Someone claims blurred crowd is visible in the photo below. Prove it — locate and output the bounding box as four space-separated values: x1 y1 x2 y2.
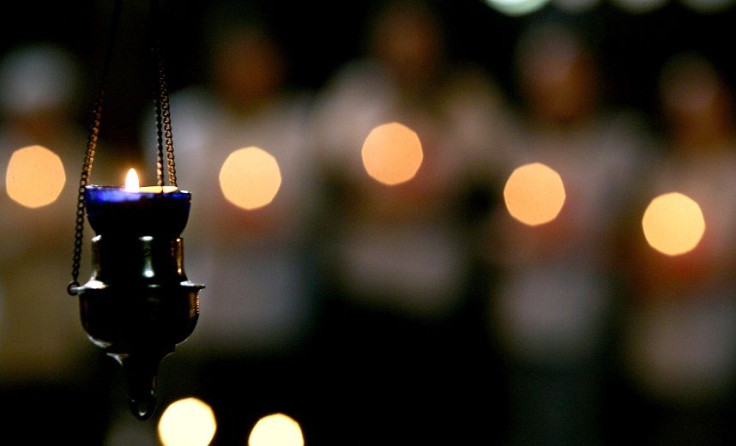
2 0 736 444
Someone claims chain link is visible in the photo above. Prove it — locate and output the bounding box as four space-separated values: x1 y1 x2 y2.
161 66 177 187
67 0 122 295
152 0 177 188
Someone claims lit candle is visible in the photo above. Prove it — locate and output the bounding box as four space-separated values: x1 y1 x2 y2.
125 167 179 193
84 168 191 237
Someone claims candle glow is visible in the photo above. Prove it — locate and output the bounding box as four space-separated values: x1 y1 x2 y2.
125 167 139 192
124 168 178 193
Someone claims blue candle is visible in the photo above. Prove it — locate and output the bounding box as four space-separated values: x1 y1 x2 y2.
84 185 192 237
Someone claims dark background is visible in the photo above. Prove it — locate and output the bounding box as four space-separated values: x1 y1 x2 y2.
3 0 736 155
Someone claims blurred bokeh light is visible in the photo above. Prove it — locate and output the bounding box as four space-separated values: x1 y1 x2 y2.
503 162 566 226
157 397 217 446
642 191 706 256
248 413 304 446
5 144 66 208
361 122 423 186
218 146 282 210
483 0 552 16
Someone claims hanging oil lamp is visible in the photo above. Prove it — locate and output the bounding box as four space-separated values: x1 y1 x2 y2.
67 0 204 420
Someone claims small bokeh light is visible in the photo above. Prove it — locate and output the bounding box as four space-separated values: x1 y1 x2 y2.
219 146 282 210
642 191 706 256
503 162 566 226
361 122 423 186
248 412 304 446
484 0 551 16
157 397 217 446
5 144 66 208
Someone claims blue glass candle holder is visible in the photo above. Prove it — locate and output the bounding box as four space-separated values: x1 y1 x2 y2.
71 184 204 420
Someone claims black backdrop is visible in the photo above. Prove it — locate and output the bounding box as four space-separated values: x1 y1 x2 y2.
3 0 735 154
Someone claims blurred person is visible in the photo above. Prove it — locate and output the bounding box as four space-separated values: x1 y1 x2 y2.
308 0 514 443
618 52 736 446
482 18 653 445
0 41 120 443
138 6 320 444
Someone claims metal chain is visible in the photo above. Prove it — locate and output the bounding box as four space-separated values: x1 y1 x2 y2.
66 98 102 296
151 0 177 188
154 55 165 187
68 0 178 294
67 0 122 296
160 59 177 187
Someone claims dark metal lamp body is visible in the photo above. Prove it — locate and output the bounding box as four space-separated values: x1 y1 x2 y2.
71 185 204 419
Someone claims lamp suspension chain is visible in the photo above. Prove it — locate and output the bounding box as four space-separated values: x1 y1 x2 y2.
67 0 123 296
151 0 177 188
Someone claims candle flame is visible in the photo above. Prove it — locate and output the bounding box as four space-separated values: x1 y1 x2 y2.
125 168 140 192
